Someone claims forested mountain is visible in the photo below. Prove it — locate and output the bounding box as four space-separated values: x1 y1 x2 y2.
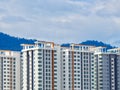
61 40 115 49
0 32 35 51
81 40 115 49
0 32 115 51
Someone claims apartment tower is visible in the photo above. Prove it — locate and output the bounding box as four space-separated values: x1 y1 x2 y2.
21 41 120 90
21 41 95 90
21 41 62 90
0 50 20 90
93 47 120 90
61 44 94 90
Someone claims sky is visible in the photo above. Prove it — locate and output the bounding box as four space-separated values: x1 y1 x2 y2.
0 0 120 45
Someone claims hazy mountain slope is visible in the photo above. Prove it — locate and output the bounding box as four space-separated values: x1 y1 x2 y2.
0 32 115 51
61 40 115 49
81 40 115 49
0 32 35 51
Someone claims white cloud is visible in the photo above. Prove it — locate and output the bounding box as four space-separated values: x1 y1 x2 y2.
0 0 120 44
0 22 12 29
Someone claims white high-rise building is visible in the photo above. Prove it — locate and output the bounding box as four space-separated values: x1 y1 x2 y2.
21 41 62 90
61 44 94 90
21 41 120 90
0 50 20 90
21 41 95 90
92 47 120 90
107 48 120 90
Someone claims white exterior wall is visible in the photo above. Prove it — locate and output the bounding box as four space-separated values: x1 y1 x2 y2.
91 53 96 90
61 49 70 90
21 42 62 90
34 49 39 90
74 50 81 90
20 42 120 90
13 51 20 90
94 52 119 90
0 50 20 90
21 51 27 90
61 45 94 90
54 46 62 90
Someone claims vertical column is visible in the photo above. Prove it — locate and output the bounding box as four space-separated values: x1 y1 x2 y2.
109 55 112 90
27 51 29 90
43 50 45 90
1 57 3 90
81 52 83 90
52 43 54 90
114 55 117 90
89 53 91 90
96 55 99 90
31 51 34 90
10 58 12 90
72 50 74 90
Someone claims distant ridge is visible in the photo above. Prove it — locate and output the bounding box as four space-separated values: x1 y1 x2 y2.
0 32 35 51
61 40 115 49
81 40 115 49
0 32 115 51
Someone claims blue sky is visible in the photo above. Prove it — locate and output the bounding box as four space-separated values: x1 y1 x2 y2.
0 0 120 45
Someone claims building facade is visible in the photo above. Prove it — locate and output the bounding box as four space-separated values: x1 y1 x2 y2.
21 41 62 90
21 41 95 90
61 44 94 90
21 41 120 90
93 47 120 90
0 50 20 90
